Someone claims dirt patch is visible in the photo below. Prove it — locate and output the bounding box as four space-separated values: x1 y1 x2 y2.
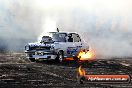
0 53 132 87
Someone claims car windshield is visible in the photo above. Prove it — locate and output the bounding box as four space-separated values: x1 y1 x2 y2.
49 32 67 42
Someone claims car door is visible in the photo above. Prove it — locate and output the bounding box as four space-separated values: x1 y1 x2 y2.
64 33 82 57
71 33 82 55
62 33 75 57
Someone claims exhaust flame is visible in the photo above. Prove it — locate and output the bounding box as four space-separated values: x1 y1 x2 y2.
78 66 85 76
77 49 95 61
65 58 74 61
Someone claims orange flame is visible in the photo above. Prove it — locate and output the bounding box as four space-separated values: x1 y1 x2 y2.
65 58 74 61
77 49 95 61
78 66 86 76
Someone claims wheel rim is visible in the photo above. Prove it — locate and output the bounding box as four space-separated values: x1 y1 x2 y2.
59 54 63 62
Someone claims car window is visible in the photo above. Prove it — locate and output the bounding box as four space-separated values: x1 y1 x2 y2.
67 34 73 42
72 33 81 42
52 33 67 42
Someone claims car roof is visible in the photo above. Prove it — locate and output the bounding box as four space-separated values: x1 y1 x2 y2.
48 32 78 35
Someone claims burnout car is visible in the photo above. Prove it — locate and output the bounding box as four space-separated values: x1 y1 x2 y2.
25 29 89 62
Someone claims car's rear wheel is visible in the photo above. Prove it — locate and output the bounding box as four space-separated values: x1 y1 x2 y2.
73 56 80 62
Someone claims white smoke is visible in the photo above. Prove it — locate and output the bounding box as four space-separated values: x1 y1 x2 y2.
0 0 132 58
38 17 57 42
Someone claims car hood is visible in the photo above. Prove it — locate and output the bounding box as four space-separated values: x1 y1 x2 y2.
28 42 54 47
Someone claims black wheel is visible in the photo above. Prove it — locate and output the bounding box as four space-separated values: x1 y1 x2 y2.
56 51 64 63
73 56 80 62
29 58 35 62
27 54 35 62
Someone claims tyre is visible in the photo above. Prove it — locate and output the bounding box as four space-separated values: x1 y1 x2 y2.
29 58 35 62
73 56 80 62
56 51 64 63
27 54 35 62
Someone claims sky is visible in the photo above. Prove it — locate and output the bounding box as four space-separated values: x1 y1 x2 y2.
0 0 132 58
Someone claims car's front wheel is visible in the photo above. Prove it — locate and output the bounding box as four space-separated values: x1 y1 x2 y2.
56 51 64 63
27 54 35 62
29 58 35 62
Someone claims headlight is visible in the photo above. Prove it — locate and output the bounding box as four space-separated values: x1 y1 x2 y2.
50 46 54 50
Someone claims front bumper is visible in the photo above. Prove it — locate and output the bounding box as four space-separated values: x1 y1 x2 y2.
25 50 57 60
32 55 57 60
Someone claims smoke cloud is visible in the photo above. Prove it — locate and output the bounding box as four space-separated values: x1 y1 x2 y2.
0 0 132 58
